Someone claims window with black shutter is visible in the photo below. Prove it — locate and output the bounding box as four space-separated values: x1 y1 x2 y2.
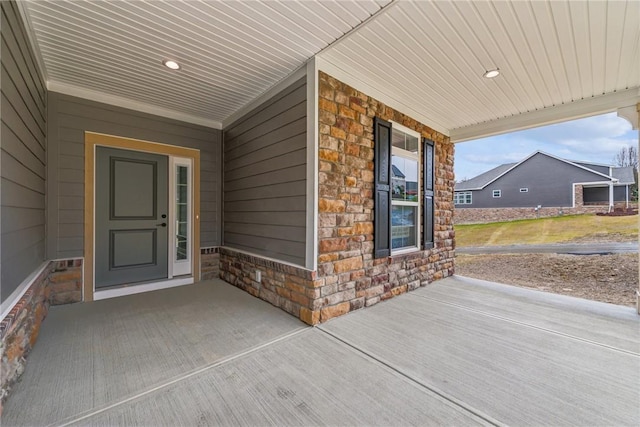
373 118 392 258
374 119 427 258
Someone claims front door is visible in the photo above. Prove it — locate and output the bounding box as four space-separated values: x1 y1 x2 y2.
95 147 169 288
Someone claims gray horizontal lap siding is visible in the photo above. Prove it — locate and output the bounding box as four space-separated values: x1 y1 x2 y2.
1 1 47 303
456 153 612 208
223 77 307 267
47 92 222 259
575 163 609 175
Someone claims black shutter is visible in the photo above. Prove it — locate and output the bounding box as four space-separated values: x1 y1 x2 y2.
423 138 434 249
374 118 392 258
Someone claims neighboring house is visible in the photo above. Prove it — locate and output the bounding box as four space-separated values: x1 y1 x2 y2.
0 0 638 408
454 151 636 210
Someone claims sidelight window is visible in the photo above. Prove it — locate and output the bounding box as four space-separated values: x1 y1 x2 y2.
171 158 192 276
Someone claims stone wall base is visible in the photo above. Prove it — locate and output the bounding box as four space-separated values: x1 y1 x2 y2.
219 248 321 325
201 247 220 281
0 258 82 411
219 246 455 326
49 260 83 305
454 206 610 224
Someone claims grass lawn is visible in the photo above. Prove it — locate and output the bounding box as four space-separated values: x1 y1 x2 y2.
455 214 639 247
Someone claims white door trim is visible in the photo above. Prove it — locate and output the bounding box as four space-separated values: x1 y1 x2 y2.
93 277 195 301
84 132 201 302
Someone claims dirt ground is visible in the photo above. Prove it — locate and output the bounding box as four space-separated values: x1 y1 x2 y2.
456 252 639 307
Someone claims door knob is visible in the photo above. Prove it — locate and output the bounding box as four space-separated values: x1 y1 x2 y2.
156 223 167 227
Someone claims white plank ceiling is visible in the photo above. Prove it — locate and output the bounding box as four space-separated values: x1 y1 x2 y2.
318 0 640 140
21 0 390 128
20 0 640 138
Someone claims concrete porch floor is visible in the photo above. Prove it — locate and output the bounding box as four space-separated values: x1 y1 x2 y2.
2 276 639 426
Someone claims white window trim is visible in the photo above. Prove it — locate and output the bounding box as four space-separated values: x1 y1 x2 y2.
455 191 472 205
390 121 420 254
493 190 502 198
170 157 193 277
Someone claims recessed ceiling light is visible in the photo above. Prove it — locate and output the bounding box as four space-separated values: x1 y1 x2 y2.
162 59 181 70
483 69 500 79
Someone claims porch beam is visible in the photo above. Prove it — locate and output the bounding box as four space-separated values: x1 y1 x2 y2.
451 87 640 143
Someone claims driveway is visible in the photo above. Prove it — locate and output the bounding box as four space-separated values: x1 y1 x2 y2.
2 277 639 426
457 241 638 255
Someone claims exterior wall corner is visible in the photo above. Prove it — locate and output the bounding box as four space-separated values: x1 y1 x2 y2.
313 71 455 322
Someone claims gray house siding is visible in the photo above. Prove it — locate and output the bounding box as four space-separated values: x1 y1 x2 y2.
223 77 307 267
576 162 609 175
459 153 609 208
1 1 47 303
47 92 223 259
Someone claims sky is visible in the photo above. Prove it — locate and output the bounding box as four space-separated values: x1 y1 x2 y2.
454 113 639 182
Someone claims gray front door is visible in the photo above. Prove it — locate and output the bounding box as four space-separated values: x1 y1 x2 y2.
95 147 168 288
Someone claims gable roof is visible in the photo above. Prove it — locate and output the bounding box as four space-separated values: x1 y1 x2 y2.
391 165 405 179
612 167 636 184
455 151 621 191
455 163 516 191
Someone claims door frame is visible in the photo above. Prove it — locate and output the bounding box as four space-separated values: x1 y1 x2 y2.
84 132 201 302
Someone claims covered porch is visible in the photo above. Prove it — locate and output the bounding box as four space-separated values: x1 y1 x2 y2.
1 0 639 415
3 277 638 426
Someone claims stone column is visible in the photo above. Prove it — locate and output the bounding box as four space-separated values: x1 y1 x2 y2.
573 184 584 208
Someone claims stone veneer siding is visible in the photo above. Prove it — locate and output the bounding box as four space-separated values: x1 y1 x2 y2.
219 248 322 324
454 206 610 224
0 259 82 411
314 72 455 321
201 247 220 281
219 72 456 325
574 183 584 207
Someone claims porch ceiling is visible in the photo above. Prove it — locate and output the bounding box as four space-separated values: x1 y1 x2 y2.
20 0 640 138
20 0 391 128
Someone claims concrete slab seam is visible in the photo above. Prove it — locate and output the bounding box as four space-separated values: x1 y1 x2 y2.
316 326 505 427
51 326 311 427
411 293 640 357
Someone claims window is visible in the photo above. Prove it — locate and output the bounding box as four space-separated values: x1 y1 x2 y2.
171 157 192 277
493 190 502 198
391 124 420 252
374 118 433 258
454 192 472 205
520 188 529 193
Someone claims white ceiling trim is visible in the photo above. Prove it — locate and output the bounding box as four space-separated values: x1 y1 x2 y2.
450 87 640 143
617 105 639 130
47 81 222 129
316 56 451 137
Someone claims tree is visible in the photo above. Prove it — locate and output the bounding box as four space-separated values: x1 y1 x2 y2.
613 145 638 202
613 145 638 168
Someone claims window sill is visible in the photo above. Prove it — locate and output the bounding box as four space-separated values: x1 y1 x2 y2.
391 247 420 256
388 247 423 263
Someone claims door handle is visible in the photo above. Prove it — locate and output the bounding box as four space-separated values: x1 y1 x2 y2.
156 223 167 227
